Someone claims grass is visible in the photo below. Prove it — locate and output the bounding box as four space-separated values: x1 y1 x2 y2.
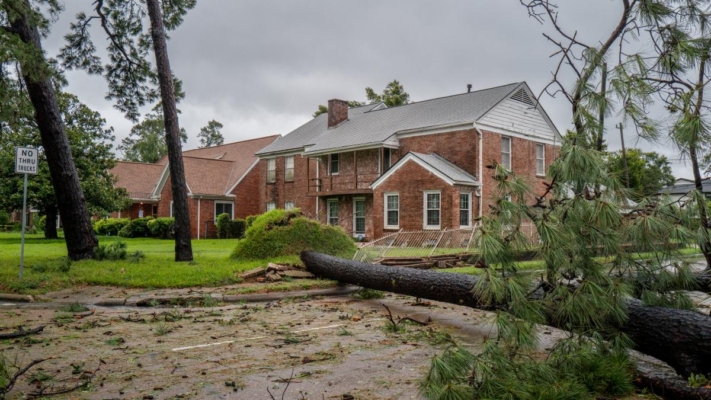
0 233 300 295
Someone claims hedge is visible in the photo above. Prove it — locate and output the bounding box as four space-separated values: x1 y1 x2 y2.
118 217 154 238
94 218 130 236
148 217 175 239
216 213 246 239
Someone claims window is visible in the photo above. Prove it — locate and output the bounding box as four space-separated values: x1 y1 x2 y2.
536 144 545 176
353 198 366 234
501 137 511 170
327 199 339 226
460 193 471 227
384 193 399 229
330 153 339 175
285 201 295 210
170 201 174 217
285 156 294 182
424 191 441 229
383 148 392 171
215 201 234 219
266 201 276 212
267 159 276 183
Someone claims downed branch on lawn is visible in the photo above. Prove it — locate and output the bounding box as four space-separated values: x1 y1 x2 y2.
301 251 711 380
0 325 45 340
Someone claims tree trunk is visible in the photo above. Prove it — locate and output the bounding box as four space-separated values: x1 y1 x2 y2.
9 2 97 260
146 0 193 262
44 204 58 239
301 251 711 378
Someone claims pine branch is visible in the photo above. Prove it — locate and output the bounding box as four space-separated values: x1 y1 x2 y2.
0 25 19 34
92 0 140 69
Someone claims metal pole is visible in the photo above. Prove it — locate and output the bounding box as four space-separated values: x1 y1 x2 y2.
19 173 28 279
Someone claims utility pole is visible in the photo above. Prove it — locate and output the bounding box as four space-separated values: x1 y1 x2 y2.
617 123 630 188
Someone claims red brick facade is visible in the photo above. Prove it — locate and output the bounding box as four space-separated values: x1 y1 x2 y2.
261 128 558 241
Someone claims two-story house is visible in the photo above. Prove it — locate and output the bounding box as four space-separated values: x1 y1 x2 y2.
255 82 561 240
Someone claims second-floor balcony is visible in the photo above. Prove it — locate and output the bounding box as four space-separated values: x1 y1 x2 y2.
307 172 379 196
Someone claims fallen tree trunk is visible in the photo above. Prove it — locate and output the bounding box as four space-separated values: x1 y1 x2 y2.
302 251 711 379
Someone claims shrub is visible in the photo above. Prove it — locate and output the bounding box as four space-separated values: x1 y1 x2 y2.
0 210 9 225
148 217 175 239
245 215 257 228
36 215 46 232
230 218 246 239
231 209 356 260
93 241 128 260
94 218 130 236
118 217 154 238
216 213 231 239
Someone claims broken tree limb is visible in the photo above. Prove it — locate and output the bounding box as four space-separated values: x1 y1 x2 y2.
0 325 45 339
301 251 711 379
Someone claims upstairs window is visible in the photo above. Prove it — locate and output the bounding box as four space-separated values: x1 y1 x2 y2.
330 154 340 175
266 201 276 212
285 201 295 210
501 137 511 170
536 144 545 176
267 159 276 183
424 191 441 229
285 156 294 182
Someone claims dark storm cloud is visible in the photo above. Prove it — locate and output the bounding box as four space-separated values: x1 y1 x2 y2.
44 1 690 177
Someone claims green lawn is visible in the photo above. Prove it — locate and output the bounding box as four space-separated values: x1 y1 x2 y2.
0 233 300 295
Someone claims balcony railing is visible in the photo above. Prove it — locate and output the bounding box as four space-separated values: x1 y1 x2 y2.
308 173 380 196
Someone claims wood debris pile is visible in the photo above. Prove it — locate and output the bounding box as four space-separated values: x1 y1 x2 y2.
238 263 316 282
375 253 472 269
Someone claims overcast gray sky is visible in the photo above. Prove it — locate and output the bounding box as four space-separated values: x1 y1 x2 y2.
43 0 693 178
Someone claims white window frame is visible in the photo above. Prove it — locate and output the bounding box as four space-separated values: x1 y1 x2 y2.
169 200 174 217
284 201 295 210
267 158 276 183
329 153 340 175
327 199 339 226
459 192 472 228
285 156 294 182
501 136 511 170
353 197 366 235
423 190 441 230
214 201 234 220
384 192 399 229
266 201 276 212
535 143 545 176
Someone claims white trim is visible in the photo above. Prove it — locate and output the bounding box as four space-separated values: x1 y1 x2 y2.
459 192 472 228
396 122 475 138
305 141 398 157
384 192 399 230
352 197 366 236
535 143 546 176
197 197 201 240
327 198 339 226
152 164 171 197
214 200 234 220
225 159 260 195
169 200 174 218
257 148 302 159
476 123 559 146
371 153 481 190
423 190 441 230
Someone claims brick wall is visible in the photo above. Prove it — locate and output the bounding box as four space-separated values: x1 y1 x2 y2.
231 164 263 219
262 156 318 218
317 195 374 240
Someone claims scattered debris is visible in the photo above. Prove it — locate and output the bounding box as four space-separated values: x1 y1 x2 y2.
375 253 471 269
0 325 45 340
240 263 315 282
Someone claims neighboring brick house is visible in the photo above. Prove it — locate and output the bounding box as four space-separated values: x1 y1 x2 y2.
109 161 165 219
110 135 280 238
255 82 561 240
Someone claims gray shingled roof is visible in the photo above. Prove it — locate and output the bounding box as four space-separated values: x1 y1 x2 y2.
659 179 711 195
256 82 522 156
410 152 480 185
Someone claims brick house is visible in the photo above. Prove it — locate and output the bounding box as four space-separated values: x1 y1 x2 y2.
255 82 561 240
110 135 279 238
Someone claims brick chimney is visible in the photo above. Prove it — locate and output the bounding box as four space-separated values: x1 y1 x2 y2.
327 99 348 128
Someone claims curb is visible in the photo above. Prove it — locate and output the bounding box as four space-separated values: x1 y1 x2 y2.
0 293 34 303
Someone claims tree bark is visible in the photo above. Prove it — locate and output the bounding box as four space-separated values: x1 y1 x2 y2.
146 0 193 261
44 204 58 239
8 1 97 260
302 251 711 378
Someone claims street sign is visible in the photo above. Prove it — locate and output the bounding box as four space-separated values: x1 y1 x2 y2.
15 146 38 279
15 147 38 175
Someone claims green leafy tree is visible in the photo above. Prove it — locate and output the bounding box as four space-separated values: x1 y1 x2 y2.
197 119 224 148
605 149 675 200
1 0 99 259
365 80 410 106
60 0 197 261
0 90 130 238
119 113 188 163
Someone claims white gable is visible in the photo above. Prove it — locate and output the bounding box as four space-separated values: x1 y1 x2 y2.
477 86 560 144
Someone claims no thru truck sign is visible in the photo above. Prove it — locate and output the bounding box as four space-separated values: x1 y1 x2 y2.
15 147 38 175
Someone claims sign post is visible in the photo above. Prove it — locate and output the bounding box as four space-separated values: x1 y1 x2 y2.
15 147 38 279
